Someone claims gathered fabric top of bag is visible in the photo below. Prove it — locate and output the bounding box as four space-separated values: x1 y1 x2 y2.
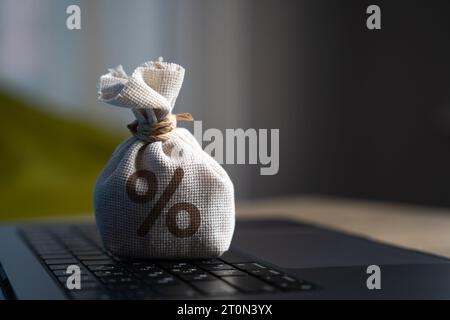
98 57 193 143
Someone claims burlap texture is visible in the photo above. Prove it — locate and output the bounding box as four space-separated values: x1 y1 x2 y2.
94 59 235 259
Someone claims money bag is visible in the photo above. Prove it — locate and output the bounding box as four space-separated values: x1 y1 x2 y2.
94 58 235 259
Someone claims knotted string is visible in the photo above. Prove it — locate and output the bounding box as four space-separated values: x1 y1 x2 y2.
127 108 193 143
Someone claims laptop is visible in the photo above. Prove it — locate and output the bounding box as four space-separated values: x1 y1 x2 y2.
0 218 449 300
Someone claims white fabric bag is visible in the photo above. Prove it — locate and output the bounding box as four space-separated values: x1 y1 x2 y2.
94 59 235 259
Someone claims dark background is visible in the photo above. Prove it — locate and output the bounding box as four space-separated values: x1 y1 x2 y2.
249 0 450 207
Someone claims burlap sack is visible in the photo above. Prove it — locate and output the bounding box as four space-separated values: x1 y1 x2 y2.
94 58 235 259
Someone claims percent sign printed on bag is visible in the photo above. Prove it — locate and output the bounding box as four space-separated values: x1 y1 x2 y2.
126 167 201 238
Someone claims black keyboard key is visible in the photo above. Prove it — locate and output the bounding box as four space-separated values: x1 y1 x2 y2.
180 273 216 282
106 283 143 292
249 269 281 277
44 259 78 265
143 276 180 286
33 245 56 251
234 262 267 271
135 270 170 279
101 277 136 285
94 270 126 278
127 265 159 273
160 261 204 274
63 242 90 248
282 275 299 282
82 260 115 266
57 236 87 242
65 245 92 251
35 245 65 251
82 282 104 290
222 276 276 293
72 250 104 256
41 254 74 260
53 269 87 276
170 266 203 275
37 250 69 255
191 280 237 296
77 255 111 261
152 283 198 297
158 262 194 269
276 275 316 291
58 275 93 283
120 261 155 267
212 269 247 277
112 256 138 262
276 280 302 291
49 264 81 271
198 263 235 271
262 274 306 291
259 275 279 283
298 283 315 291
219 251 252 263
32 239 58 244
88 265 122 271
194 259 223 265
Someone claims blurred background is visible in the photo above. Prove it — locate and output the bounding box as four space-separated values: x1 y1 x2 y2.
1 0 450 220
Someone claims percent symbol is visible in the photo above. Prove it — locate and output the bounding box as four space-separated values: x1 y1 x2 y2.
126 167 201 238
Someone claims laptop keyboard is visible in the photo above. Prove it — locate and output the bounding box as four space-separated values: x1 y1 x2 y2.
20 224 317 299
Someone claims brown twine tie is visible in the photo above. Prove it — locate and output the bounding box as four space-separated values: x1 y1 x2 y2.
127 112 193 143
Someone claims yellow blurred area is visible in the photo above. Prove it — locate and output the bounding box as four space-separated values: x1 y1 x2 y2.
0 90 124 221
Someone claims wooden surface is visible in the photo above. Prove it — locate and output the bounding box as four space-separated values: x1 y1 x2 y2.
236 196 450 259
